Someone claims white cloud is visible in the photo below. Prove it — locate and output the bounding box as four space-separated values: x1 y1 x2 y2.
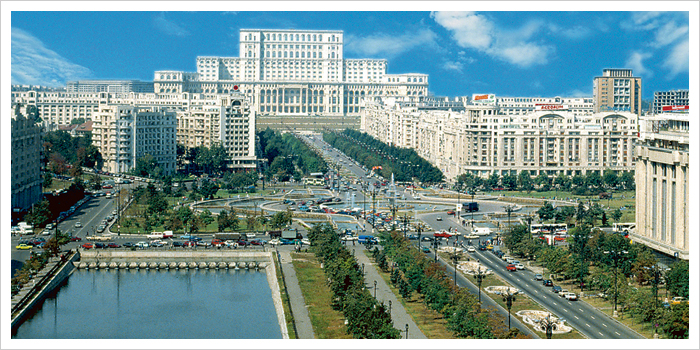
625 51 653 77
345 28 437 58
652 21 688 48
153 12 190 37
548 24 593 40
11 27 92 87
662 39 689 78
442 61 464 73
431 11 553 68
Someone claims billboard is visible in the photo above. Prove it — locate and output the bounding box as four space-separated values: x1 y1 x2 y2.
472 94 496 105
535 104 569 111
662 105 689 112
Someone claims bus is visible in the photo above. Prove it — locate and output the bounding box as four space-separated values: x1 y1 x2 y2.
530 223 568 235
612 223 636 234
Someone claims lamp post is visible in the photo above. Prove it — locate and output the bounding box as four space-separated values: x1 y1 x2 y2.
374 280 377 298
603 250 628 317
405 324 409 339
474 267 486 311
417 224 422 249
540 313 556 339
504 204 514 229
502 288 517 330
450 251 461 288
470 186 475 234
643 264 661 311
388 300 392 315
433 237 438 263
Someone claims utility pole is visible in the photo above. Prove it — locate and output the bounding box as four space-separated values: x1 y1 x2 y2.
502 288 517 330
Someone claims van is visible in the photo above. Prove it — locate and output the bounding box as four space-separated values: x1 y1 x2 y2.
358 235 376 244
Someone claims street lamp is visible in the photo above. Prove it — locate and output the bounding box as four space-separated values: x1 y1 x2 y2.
643 264 662 311
539 313 556 339
433 237 439 263
502 288 517 330
474 267 486 310
450 251 461 288
470 186 475 234
503 204 514 229
603 250 628 317
374 280 377 298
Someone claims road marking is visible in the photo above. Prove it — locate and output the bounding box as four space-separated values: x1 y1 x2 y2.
535 290 538 294
574 315 579 319
579 308 584 312
615 332 620 336
553 302 557 305
591 316 595 320
599 332 604 336
586 323 590 327
603 323 607 328
562 308 567 313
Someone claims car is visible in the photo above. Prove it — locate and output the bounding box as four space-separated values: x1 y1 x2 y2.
211 239 225 247
564 292 578 301
670 297 688 305
486 244 494 250
436 216 442 221
246 233 256 238
180 234 202 241
280 238 294 245
94 243 108 249
123 242 135 248
422 236 434 242
268 239 282 246
506 264 517 272
81 243 94 249
543 279 553 286
135 241 149 249
515 263 525 270
467 246 476 252
150 240 165 247
301 238 311 246
16 243 33 250
196 241 210 247
407 234 419 240
447 210 455 215
70 236 82 242
558 289 570 297
552 286 562 293
421 246 431 253
96 225 105 233
75 222 82 228
534 274 543 281
251 239 267 246
41 229 51 236
183 241 196 247
434 231 452 238
172 241 184 247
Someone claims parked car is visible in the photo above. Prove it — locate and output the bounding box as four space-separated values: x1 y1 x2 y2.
150 240 165 247
180 234 202 241
250 239 267 246
123 242 135 248
670 297 688 305
543 279 553 286
94 243 108 249
558 289 570 297
81 243 94 249
506 264 517 272
183 241 196 247
534 274 543 281
421 246 431 253
16 243 33 250
552 286 562 293
107 243 121 248
135 241 149 249
70 236 82 242
268 239 281 246
515 263 525 270
172 241 184 247
564 292 578 301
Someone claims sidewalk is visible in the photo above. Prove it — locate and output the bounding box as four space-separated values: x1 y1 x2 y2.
278 250 316 339
350 245 427 339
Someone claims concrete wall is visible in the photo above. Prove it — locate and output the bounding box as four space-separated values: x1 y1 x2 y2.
76 250 272 264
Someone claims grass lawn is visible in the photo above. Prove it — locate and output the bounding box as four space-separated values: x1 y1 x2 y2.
291 252 351 339
43 178 73 192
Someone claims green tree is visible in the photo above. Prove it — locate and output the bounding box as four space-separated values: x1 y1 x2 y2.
585 171 603 191
666 260 689 298
486 172 500 189
619 171 635 190
198 180 218 199
517 171 533 192
134 154 158 177
611 208 623 222
603 169 619 189
42 173 53 189
661 304 689 339
554 206 576 224
534 173 551 192
501 173 517 191
536 201 556 222
200 209 214 227
27 199 51 227
553 172 571 191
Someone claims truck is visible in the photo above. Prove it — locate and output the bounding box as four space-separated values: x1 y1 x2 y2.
472 227 492 236
214 233 244 241
358 235 377 244
461 202 479 212
147 232 165 239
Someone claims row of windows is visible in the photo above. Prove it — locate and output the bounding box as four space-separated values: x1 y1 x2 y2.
260 32 338 42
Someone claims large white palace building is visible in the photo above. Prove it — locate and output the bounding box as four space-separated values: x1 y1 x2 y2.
153 29 428 131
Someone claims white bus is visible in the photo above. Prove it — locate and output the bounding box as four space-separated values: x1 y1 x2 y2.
612 223 636 234
530 223 568 235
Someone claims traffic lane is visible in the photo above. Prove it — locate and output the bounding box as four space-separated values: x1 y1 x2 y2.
469 248 642 339
67 197 115 238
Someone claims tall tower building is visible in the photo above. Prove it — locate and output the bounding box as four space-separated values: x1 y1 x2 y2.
593 69 642 115
652 89 689 115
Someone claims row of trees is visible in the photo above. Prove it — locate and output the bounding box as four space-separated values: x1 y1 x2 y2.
323 129 444 183
502 222 689 338
457 169 635 194
381 231 525 338
308 224 400 338
536 201 622 227
43 130 103 177
258 128 328 182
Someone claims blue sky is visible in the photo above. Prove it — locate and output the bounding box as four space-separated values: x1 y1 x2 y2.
8 5 693 100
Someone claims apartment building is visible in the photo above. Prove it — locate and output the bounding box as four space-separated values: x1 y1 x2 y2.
152 29 429 131
362 98 638 182
652 89 689 115
633 114 689 260
11 105 44 211
92 105 177 175
66 80 154 94
593 68 643 115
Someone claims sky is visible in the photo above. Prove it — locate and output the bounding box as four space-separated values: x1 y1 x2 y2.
7 3 695 100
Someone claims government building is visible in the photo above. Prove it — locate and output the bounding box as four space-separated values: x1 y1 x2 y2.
633 114 689 260
153 29 429 131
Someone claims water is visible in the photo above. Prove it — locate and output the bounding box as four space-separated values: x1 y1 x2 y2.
13 268 282 339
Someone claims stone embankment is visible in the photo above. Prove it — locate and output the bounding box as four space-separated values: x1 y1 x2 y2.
75 250 273 270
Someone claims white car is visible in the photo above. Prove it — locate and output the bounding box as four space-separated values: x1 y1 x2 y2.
75 222 82 228
565 292 578 301
135 241 149 249
515 263 525 270
246 233 256 238
41 229 51 236
558 289 570 297
268 239 282 246
467 246 476 252
436 216 442 221
301 238 311 246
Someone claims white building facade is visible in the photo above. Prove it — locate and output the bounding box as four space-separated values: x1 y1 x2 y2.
633 114 689 260
11 105 44 211
92 105 177 175
362 97 638 182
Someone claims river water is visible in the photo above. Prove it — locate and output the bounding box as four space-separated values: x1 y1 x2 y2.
12 268 283 339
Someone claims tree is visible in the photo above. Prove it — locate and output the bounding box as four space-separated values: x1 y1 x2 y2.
42 173 53 189
198 180 218 199
553 172 571 191
619 171 635 190
70 117 86 125
554 206 576 224
666 260 689 298
486 172 500 189
603 169 619 189
501 173 517 191
661 304 689 339
200 209 214 227
585 171 603 191
611 208 623 222
534 173 551 192
134 154 158 177
536 201 556 222
517 171 533 192
26 199 51 227
217 209 231 231
48 152 68 175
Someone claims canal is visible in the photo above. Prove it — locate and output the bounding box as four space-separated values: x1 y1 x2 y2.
13 268 283 339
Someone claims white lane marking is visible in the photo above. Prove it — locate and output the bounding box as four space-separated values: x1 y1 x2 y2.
553 302 557 305
591 316 595 320
579 308 584 312
615 332 620 336
599 332 604 336
574 315 579 319
586 323 591 327
535 290 539 294
563 308 568 313
602 324 608 328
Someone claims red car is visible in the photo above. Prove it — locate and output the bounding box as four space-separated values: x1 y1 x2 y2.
81 243 94 249
183 241 196 247
434 232 452 238
211 239 225 247
447 210 455 215
108 243 121 248
506 264 517 272
70 236 82 242
102 184 113 189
